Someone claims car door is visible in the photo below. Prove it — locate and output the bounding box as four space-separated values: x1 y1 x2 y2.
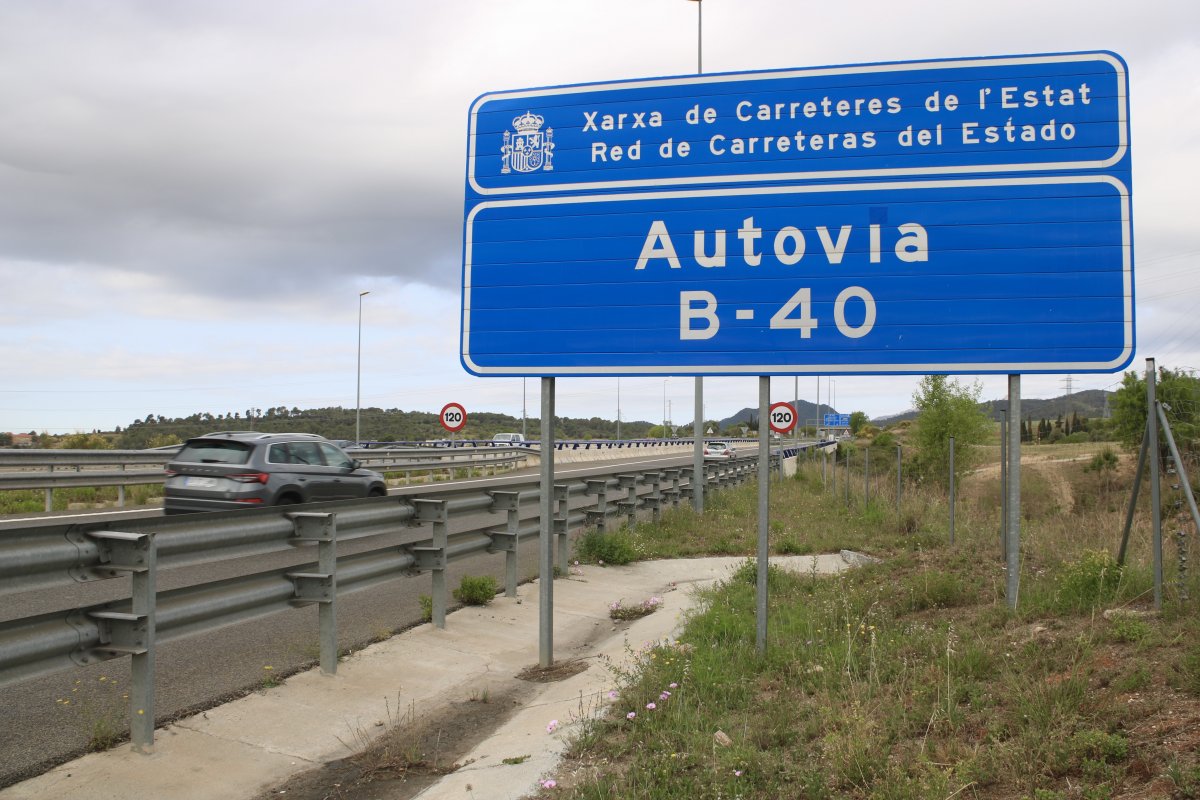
276 441 339 502
318 442 366 499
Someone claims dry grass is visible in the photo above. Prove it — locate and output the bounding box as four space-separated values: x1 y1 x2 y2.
540 442 1200 800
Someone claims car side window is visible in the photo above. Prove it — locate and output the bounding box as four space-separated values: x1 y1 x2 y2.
318 443 354 469
282 442 323 466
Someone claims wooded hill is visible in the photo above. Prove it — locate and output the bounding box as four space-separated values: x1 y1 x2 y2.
111 406 657 450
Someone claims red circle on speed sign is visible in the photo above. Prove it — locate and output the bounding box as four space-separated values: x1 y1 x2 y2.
768 402 797 434
439 402 468 433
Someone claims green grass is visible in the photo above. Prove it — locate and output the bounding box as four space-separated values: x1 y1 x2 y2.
0 484 163 514
534 457 1200 799
452 575 498 606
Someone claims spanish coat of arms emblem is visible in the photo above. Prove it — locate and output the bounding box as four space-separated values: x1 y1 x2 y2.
501 111 555 174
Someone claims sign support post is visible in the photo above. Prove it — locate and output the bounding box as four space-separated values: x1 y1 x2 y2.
539 377 555 667
693 377 704 513
1005 375 1022 609
756 376 770 654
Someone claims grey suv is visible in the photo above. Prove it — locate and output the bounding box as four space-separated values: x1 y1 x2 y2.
163 432 387 514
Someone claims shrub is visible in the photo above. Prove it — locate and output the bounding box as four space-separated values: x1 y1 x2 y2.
575 529 637 565
452 575 498 606
1056 550 1123 613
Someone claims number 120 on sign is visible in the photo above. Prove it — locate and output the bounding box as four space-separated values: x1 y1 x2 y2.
768 402 797 435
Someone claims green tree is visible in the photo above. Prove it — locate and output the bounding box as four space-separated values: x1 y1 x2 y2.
910 375 991 487
1111 367 1200 454
849 411 869 434
56 432 113 450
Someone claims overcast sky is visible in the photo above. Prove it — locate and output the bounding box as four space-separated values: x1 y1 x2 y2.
1 0 1197 435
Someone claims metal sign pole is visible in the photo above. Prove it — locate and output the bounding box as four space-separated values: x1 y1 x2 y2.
1005 375 1021 609
756 376 770 655
694 376 704 512
539 377 556 667
1000 412 1008 560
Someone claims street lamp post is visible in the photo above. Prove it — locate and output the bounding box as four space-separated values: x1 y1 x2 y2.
356 291 370 445
663 379 668 438
617 377 622 440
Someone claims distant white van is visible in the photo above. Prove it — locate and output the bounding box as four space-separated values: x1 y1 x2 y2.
492 433 526 445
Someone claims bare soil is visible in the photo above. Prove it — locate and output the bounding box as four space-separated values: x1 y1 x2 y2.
252 660 590 800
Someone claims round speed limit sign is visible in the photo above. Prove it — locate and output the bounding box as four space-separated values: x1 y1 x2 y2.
768 402 797 435
439 402 468 433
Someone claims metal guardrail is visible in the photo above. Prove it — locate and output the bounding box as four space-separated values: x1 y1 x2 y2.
0 446 529 511
0 454 774 751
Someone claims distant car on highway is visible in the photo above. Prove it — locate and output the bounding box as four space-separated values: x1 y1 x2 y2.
703 441 736 460
491 433 527 445
163 431 387 514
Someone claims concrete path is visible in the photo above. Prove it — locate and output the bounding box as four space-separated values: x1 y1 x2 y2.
0 555 850 800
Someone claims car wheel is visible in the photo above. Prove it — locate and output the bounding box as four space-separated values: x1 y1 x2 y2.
368 487 386 498
275 493 302 506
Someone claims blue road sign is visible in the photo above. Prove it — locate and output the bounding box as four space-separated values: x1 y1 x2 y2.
824 413 851 428
462 52 1132 377
467 52 1127 195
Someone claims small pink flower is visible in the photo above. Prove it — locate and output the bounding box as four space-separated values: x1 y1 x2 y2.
660 691 671 700
734 769 743 777
669 682 678 689
626 711 636 720
646 702 656 710
546 719 559 734
607 690 617 699
610 601 621 610
540 778 557 789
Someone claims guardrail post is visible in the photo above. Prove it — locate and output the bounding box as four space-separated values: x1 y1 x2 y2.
412 500 449 628
645 472 662 522
84 530 157 753
487 491 521 597
662 469 681 508
617 474 639 529
45 464 53 512
554 483 571 575
585 479 609 532
679 467 694 504
287 513 338 675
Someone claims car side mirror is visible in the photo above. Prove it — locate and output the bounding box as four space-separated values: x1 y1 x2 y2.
351 459 362 470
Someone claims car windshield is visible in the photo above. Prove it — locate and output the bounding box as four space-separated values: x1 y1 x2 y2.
175 440 253 465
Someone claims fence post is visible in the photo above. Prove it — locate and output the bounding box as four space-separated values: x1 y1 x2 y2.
864 447 870 505
1148 359 1163 609
896 445 902 523
949 436 956 545
845 448 850 507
